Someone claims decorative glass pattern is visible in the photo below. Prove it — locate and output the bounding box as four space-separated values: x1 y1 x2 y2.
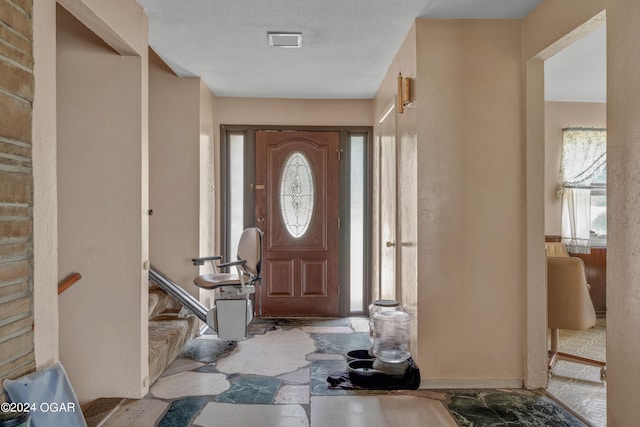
279 152 314 238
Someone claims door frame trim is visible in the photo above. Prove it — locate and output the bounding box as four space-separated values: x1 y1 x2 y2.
220 124 373 316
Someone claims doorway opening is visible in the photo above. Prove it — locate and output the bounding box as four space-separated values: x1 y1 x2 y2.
525 10 606 422
221 126 372 317
543 22 607 426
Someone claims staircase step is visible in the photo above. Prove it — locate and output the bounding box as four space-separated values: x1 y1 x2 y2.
82 397 125 427
149 286 179 320
149 313 198 385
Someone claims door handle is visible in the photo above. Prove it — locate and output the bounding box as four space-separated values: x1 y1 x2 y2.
257 216 265 223
386 241 396 247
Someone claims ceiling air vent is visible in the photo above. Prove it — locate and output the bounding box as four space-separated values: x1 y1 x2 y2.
268 32 302 48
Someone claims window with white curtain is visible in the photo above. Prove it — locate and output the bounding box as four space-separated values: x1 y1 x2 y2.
559 128 607 253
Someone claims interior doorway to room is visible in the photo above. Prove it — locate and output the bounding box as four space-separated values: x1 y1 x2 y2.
222 126 371 317
542 22 607 427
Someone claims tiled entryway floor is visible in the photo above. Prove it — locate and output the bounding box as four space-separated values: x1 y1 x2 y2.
98 318 588 427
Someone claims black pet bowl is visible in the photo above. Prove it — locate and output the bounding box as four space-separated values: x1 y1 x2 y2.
347 359 391 387
346 349 375 363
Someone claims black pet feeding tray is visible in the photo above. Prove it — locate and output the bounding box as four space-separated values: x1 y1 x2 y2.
327 349 421 390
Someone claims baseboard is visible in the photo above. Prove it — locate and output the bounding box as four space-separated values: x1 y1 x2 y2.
420 379 524 389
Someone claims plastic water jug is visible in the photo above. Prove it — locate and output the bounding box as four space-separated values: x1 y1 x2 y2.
368 299 400 343
373 309 411 363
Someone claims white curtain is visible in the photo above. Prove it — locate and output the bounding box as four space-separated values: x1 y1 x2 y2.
561 187 592 254
559 128 607 254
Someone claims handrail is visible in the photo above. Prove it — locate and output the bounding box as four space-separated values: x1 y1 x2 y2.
149 265 208 323
58 272 82 295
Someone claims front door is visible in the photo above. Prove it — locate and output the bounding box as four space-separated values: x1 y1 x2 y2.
255 131 340 316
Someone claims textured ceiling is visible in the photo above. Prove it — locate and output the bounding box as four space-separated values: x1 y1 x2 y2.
136 0 604 101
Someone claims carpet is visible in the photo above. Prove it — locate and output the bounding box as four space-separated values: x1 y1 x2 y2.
547 318 606 427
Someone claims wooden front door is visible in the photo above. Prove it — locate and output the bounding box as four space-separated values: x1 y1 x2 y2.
255 131 340 316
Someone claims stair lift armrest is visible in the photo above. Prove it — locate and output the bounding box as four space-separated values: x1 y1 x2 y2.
192 255 223 274
217 259 247 269
216 260 248 295
192 255 223 266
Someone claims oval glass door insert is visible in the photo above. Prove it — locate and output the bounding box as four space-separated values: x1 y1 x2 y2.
279 151 315 238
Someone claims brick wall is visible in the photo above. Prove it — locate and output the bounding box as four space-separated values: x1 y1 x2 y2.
0 0 35 388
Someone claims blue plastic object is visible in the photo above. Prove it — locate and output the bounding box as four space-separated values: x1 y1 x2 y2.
3 362 86 427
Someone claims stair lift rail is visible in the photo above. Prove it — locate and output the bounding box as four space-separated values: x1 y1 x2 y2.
149 264 209 324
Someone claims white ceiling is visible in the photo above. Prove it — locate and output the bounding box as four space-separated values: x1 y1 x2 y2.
544 25 606 103
136 0 605 101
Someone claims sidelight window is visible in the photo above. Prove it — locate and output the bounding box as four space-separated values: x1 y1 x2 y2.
228 133 245 255
349 134 366 312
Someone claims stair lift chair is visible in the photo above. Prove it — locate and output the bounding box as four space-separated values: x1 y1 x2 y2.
192 227 263 340
546 242 606 380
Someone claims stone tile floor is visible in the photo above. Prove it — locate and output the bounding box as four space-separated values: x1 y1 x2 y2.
99 317 590 427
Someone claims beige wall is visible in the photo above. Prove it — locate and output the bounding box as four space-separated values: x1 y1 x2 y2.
524 56 548 388
33 0 59 370
373 19 524 388
55 0 149 403
544 102 606 236
198 81 217 306
214 98 372 128
149 51 218 300
57 0 148 56
149 51 202 297
416 20 524 387
607 0 640 423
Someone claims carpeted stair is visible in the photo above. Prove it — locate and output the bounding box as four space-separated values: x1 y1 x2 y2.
148 284 199 385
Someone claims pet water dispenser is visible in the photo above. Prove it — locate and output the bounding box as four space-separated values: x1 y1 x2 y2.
372 309 411 363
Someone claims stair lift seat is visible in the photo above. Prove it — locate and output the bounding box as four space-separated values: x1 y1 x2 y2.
192 227 263 341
